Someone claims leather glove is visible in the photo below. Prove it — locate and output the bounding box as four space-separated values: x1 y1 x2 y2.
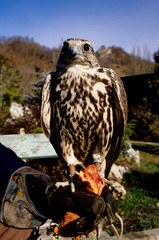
26 173 106 236
101 184 116 224
26 172 114 236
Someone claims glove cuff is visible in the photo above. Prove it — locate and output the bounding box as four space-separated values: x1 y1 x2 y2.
0 166 48 229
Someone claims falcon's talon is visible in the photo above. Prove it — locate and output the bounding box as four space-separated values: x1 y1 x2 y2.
55 179 75 193
70 181 75 193
68 177 76 193
55 181 69 188
98 171 104 179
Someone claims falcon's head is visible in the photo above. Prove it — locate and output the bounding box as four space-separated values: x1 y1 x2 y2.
57 38 100 70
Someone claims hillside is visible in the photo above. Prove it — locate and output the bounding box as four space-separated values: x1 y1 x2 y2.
0 36 60 93
0 36 153 94
96 45 153 76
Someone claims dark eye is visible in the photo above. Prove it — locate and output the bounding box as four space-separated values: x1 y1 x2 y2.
83 43 90 52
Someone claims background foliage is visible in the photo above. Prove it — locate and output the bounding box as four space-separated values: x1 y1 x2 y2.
0 53 22 120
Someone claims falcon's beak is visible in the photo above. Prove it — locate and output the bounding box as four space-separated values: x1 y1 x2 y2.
68 45 82 59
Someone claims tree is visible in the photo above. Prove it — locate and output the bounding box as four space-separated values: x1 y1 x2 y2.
0 54 23 119
151 49 159 113
154 49 159 76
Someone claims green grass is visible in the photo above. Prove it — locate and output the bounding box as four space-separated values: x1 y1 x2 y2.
140 151 159 165
104 151 159 235
116 187 159 233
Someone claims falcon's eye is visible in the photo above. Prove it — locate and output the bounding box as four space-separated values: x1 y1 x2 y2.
83 43 90 52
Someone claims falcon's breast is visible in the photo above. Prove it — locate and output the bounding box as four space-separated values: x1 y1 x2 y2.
51 66 113 165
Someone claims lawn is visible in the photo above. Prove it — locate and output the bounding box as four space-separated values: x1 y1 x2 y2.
104 151 159 235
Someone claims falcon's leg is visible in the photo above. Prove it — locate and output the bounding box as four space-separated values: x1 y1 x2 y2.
69 164 76 193
60 143 79 192
69 164 76 177
92 153 105 178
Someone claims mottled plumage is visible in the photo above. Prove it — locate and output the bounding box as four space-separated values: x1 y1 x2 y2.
41 38 127 178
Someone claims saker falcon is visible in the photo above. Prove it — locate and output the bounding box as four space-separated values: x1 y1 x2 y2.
41 38 127 180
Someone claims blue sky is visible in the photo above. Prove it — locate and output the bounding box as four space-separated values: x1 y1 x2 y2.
0 0 159 60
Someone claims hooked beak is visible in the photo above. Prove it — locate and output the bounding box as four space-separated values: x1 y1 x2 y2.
68 45 82 59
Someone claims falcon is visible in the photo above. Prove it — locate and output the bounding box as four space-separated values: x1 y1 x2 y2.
41 38 127 182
